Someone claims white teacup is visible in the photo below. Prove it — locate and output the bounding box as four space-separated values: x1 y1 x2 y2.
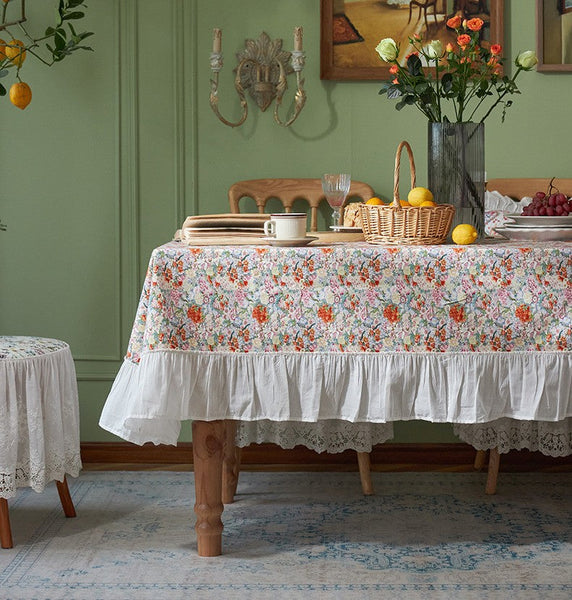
263 213 307 239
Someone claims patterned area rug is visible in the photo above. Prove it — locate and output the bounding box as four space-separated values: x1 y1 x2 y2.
1 471 571 600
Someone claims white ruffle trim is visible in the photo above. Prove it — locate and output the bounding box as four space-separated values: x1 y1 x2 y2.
99 350 572 446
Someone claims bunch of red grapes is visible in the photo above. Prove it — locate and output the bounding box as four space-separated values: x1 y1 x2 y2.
521 190 572 217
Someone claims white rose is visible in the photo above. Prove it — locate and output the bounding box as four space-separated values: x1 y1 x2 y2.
376 38 399 62
516 50 538 69
424 40 443 59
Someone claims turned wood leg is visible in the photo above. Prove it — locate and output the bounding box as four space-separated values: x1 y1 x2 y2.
474 449 487 471
222 421 241 504
485 447 500 495
357 452 374 496
56 476 77 518
192 420 225 557
0 498 13 549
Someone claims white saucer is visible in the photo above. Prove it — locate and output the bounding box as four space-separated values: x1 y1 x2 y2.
262 236 318 247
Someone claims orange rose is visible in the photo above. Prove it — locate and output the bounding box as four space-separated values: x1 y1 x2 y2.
392 78 399 84
446 43 454 53
389 64 399 74
447 15 462 29
491 44 502 56
466 18 484 31
457 34 471 48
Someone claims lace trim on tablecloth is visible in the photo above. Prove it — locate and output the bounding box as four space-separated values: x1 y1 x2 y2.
0 453 82 498
454 418 572 456
236 420 394 453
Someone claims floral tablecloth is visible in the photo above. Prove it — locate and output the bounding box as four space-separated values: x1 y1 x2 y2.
99 240 572 449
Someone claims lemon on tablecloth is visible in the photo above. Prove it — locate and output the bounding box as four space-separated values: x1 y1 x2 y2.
452 224 478 245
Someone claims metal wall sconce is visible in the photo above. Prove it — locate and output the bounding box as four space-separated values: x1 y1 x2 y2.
209 27 306 128
0 0 26 31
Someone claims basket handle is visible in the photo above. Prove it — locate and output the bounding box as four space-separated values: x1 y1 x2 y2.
392 140 416 209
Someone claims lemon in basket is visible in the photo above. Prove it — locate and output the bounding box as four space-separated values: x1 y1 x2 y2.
452 224 478 245
366 197 384 205
407 186 434 207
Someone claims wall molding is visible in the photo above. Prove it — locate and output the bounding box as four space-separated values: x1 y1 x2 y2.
80 442 572 471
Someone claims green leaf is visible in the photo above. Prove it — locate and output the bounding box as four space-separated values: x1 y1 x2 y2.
441 72 453 93
407 54 422 77
63 11 85 20
0 83 5 96
387 86 402 100
0 69 8 78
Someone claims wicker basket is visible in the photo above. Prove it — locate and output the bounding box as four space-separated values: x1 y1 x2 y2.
360 141 455 245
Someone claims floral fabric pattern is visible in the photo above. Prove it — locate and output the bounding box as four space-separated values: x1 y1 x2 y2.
126 241 572 363
0 336 69 360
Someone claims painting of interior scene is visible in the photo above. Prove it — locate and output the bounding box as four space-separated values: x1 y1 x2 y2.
332 0 493 69
542 0 572 65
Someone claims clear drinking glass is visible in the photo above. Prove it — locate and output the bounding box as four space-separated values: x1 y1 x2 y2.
322 173 351 227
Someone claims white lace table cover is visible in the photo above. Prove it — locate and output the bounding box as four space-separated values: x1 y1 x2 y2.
236 420 394 454
0 336 82 499
454 418 572 457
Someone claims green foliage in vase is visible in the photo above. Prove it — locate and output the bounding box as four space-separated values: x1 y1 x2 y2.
376 16 537 124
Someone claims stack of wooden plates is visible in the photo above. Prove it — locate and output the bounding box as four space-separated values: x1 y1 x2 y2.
494 213 572 241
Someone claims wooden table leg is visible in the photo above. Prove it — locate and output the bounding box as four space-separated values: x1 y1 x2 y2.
56 476 77 518
357 452 374 496
192 420 225 557
0 498 13 549
474 449 487 471
222 421 241 504
485 447 500 495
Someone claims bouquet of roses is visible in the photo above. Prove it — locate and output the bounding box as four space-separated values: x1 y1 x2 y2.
376 15 537 123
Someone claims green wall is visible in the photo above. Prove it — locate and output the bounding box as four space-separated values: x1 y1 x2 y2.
0 0 569 444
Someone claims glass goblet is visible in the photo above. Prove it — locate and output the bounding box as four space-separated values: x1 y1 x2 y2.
322 173 351 227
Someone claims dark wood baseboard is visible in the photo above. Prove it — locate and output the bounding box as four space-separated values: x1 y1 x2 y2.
80 442 572 472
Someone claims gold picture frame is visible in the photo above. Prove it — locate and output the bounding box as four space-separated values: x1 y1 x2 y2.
320 0 504 81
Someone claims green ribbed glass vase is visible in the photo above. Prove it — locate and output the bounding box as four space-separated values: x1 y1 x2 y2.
427 122 485 238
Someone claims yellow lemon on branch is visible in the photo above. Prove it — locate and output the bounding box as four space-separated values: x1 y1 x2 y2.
10 81 32 109
5 39 26 67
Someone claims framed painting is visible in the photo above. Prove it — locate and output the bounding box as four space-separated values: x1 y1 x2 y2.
320 0 504 81
537 0 572 71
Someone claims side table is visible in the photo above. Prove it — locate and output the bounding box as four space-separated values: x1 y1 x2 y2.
0 336 82 548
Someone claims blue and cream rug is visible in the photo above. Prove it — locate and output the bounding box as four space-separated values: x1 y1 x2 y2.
0 471 570 599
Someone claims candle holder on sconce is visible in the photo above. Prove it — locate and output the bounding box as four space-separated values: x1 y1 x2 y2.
209 28 306 128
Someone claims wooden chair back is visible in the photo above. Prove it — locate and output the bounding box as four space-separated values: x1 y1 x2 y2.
229 178 375 231
487 178 572 201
